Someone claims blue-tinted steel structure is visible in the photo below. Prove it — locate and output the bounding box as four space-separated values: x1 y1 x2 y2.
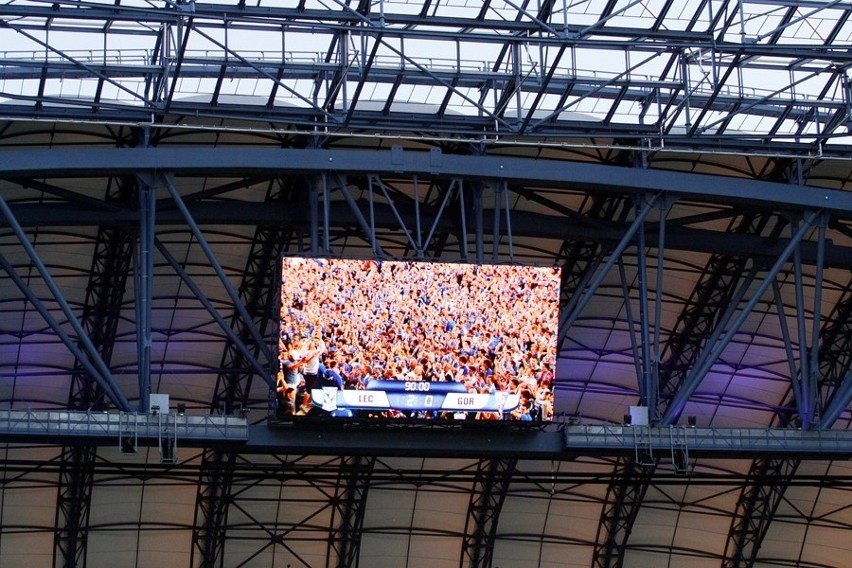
1 1 852 567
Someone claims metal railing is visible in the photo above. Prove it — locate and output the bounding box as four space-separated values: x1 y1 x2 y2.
565 424 852 456
0 408 248 442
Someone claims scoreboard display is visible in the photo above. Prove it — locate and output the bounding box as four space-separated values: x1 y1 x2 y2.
310 380 521 415
276 258 560 422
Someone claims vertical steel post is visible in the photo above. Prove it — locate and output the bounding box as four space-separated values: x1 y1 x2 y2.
414 175 423 258
772 279 804 417
137 182 155 413
651 198 667 419
310 176 320 257
323 173 331 255
618 259 644 390
474 184 484 265
459 181 469 261
368 176 378 257
809 212 826 425
792 216 811 411
503 181 514 261
492 182 502 263
636 196 654 413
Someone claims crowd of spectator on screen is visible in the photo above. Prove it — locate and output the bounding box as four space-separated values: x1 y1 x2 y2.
276 258 560 421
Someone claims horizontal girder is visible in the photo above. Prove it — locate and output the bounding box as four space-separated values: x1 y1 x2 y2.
3 411 852 460
1 147 849 215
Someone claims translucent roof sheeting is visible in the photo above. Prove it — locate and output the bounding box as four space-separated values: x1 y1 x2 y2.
0 0 851 153
1 1 852 567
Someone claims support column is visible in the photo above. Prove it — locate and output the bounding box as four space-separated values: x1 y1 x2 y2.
331 456 375 568
136 179 156 413
460 458 516 568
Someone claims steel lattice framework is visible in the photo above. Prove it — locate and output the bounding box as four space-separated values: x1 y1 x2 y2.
1 2 852 568
1 0 852 155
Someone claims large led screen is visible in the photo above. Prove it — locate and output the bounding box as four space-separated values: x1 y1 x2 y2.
275 258 561 422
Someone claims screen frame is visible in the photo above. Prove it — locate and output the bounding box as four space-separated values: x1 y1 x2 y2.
269 255 560 427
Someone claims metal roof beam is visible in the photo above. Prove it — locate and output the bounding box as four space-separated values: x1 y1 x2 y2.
820 371 852 429
0 254 131 411
162 174 275 369
0 195 132 411
1 148 848 214
155 239 273 389
4 201 852 270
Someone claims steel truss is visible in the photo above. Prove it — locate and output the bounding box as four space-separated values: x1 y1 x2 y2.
193 449 238 568
54 177 136 568
329 455 375 568
723 281 852 567
193 180 289 568
54 445 97 568
1 446 851 568
1 1 852 157
6 446 852 486
0 147 849 421
461 458 517 568
0 104 850 568
10 447 852 568
1 3 851 567
199 454 374 568
592 209 782 568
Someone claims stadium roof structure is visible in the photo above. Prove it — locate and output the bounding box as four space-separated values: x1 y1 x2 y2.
1 0 852 567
